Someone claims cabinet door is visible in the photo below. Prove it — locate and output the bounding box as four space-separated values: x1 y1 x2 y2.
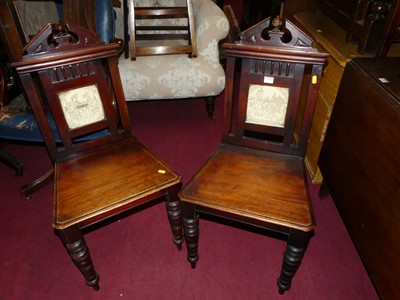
319 58 400 300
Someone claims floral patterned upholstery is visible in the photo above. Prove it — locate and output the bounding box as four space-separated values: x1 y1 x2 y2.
114 0 229 101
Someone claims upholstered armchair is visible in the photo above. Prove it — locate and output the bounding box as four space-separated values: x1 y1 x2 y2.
114 0 229 118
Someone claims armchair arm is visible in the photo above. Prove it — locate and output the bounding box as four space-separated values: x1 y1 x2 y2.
193 0 229 62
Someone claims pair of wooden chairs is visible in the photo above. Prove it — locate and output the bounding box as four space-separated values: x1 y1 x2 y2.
12 18 327 294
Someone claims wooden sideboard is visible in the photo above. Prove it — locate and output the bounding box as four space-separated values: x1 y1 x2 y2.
318 57 400 300
294 11 400 183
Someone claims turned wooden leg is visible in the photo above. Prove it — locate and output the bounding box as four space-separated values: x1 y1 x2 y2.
58 225 99 290
205 96 216 120
277 230 312 294
182 202 199 268
165 184 183 250
20 168 54 200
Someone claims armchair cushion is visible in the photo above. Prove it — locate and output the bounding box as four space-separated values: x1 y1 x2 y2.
0 94 61 142
114 0 229 100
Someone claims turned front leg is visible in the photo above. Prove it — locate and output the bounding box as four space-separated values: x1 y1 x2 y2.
58 225 99 290
182 202 199 268
278 229 312 294
165 185 184 250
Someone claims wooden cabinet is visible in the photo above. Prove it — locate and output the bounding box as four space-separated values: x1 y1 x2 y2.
317 0 400 55
294 11 400 183
318 57 400 300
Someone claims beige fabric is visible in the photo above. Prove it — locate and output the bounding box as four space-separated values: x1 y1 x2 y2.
115 0 229 100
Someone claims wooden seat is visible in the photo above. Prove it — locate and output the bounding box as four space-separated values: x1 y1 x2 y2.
12 22 183 290
125 0 197 60
181 144 313 229
54 139 180 230
179 16 329 294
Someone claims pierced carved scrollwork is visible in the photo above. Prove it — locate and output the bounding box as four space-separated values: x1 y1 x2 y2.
236 16 317 53
23 22 102 58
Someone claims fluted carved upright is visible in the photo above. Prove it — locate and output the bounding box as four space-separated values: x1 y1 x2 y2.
165 186 184 250
277 230 312 294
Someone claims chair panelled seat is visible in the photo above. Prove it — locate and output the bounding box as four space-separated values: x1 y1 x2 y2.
181 144 313 231
54 137 179 229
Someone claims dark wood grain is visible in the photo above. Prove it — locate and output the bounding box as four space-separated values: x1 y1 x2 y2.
319 57 400 300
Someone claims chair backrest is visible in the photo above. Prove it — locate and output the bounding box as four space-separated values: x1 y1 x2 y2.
12 22 132 163
124 0 197 60
222 17 329 157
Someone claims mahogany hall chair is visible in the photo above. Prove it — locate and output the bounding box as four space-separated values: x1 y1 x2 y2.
12 22 183 290
179 17 328 294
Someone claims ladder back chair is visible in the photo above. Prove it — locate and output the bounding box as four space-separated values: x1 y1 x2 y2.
179 16 329 294
125 0 197 60
12 22 183 290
